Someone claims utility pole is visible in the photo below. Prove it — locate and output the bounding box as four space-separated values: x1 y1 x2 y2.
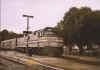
23 15 34 54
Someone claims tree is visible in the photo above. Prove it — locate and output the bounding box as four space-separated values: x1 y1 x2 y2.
1 29 9 41
57 7 92 55
81 11 100 46
0 29 23 41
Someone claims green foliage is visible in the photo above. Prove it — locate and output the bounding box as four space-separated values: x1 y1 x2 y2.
57 6 100 55
81 11 100 44
59 7 92 45
0 29 23 41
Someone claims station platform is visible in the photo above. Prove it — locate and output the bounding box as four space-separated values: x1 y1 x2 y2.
0 51 100 70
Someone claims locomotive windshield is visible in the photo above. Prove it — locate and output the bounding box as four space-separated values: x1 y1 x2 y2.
43 31 57 37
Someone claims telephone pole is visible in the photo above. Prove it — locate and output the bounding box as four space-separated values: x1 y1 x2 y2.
23 15 34 54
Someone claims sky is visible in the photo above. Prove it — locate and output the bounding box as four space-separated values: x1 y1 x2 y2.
1 0 100 33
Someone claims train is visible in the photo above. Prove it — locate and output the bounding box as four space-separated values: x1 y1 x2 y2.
1 28 64 56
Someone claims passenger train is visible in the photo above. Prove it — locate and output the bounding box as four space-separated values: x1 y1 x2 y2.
1 28 64 56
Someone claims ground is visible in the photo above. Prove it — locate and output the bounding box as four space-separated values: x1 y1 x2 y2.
0 51 100 70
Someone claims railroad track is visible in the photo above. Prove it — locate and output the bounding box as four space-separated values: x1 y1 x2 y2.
0 54 64 70
0 56 29 70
